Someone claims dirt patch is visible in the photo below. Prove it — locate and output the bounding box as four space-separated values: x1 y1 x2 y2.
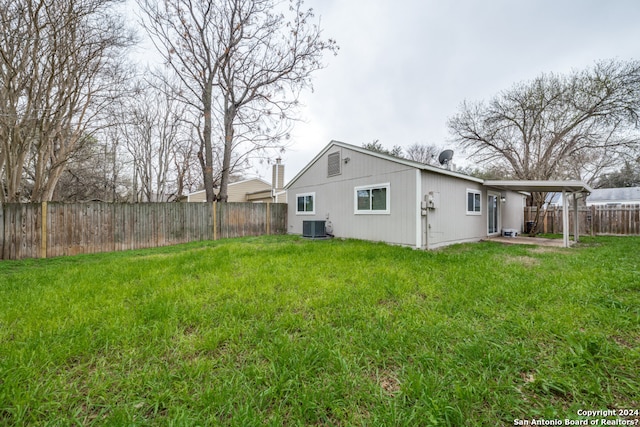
503 255 540 267
135 253 174 260
521 371 536 384
370 369 401 396
527 247 565 255
612 335 637 349
379 374 400 395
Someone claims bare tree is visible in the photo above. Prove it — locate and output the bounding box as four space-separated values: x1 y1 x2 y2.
0 0 134 202
448 59 640 231
456 164 513 180
172 126 202 199
362 140 403 157
405 143 441 165
213 0 337 201
137 0 222 202
51 134 127 202
118 79 198 202
595 158 640 188
138 0 337 202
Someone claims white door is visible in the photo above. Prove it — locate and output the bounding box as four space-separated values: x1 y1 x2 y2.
488 193 499 235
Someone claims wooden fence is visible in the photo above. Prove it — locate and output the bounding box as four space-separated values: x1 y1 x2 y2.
0 202 287 260
524 205 640 236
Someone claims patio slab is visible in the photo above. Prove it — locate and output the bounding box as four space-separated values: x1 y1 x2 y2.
485 236 569 247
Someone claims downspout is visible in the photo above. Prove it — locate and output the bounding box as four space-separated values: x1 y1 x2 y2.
424 199 429 250
415 169 422 249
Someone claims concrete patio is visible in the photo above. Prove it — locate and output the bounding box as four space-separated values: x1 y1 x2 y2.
486 235 569 247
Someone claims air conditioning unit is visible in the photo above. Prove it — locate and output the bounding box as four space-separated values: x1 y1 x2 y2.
303 220 326 238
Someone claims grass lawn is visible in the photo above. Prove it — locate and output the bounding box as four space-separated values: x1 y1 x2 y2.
0 235 638 426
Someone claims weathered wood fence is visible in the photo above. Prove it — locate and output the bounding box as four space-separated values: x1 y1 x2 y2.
524 205 640 236
0 202 287 260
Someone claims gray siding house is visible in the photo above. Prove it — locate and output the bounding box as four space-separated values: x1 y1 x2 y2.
285 141 525 249
586 187 640 206
186 159 287 203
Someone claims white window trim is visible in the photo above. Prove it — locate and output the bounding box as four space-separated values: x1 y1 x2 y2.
354 183 390 215
466 189 482 215
295 192 316 215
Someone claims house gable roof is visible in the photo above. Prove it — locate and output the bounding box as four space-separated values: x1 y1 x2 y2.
187 177 271 197
285 140 483 189
586 186 640 203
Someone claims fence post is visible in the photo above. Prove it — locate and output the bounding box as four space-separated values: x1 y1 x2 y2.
41 201 47 258
266 203 271 235
0 203 4 259
213 201 218 240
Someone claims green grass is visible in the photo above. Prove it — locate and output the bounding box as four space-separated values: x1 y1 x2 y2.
0 235 638 426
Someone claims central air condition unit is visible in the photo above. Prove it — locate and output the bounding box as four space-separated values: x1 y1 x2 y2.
303 220 326 238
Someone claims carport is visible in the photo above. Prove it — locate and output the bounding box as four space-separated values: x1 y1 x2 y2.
484 180 593 248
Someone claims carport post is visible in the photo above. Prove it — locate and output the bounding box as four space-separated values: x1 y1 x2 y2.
562 190 569 248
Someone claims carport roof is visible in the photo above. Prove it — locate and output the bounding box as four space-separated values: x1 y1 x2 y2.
483 180 592 248
483 180 592 194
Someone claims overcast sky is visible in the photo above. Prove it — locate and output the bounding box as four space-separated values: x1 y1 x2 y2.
249 0 640 183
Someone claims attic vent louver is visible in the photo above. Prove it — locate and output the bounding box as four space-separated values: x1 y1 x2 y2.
327 152 341 177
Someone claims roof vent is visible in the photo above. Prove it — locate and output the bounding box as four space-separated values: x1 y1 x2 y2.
327 152 341 177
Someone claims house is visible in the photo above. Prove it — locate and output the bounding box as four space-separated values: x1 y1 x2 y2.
544 192 563 208
187 159 287 203
285 140 528 249
543 186 640 207
585 187 640 206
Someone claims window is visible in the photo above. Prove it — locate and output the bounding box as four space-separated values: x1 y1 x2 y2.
354 183 390 214
466 189 481 215
327 152 341 177
296 192 315 215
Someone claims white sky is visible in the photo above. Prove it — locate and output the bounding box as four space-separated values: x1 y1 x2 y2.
129 0 640 184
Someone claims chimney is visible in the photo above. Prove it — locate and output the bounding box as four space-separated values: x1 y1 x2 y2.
272 157 284 190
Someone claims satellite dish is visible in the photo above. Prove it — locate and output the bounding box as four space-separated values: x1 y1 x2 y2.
438 149 454 166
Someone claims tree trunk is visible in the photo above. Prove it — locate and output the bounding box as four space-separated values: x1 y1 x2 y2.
529 192 548 235
218 104 235 203
202 80 216 202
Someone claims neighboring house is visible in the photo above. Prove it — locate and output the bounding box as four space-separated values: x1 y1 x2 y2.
585 187 640 206
545 186 640 207
187 159 287 203
544 192 563 208
285 140 527 249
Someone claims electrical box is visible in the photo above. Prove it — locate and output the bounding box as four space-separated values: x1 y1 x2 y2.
426 192 439 209
420 200 428 216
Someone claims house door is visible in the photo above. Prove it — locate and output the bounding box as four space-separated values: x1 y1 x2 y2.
488 193 499 235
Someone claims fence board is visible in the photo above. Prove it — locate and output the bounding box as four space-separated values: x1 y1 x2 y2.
2 203 42 260
524 205 640 236
0 205 3 258
0 202 287 260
